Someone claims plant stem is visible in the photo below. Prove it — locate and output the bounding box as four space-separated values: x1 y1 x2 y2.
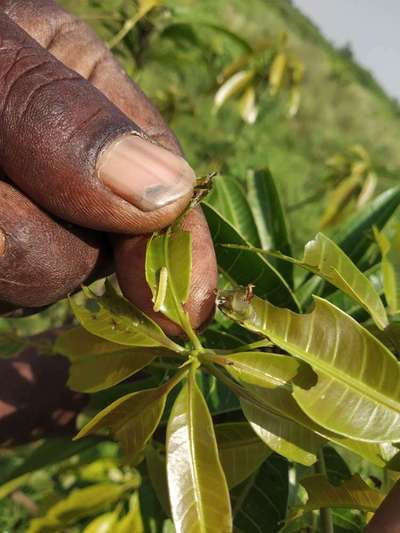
316 448 334 533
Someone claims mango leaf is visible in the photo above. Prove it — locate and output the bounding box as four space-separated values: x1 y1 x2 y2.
145 228 192 329
215 422 271 488
288 86 301 117
214 70 255 110
280 232 388 329
356 172 377 209
219 288 400 442
241 387 323 466
27 482 135 533
83 510 120 533
239 86 258 124
116 493 144 533
166 367 232 533
246 168 293 286
333 185 400 267
0 436 100 484
374 226 400 316
231 454 288 533
240 382 384 468
70 281 182 353
145 444 171 516
207 175 261 246
269 52 287 95
296 474 383 514
202 202 299 310
321 175 361 228
64 343 168 393
76 370 186 462
219 351 299 389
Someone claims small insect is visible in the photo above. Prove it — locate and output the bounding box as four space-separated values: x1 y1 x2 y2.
153 266 169 312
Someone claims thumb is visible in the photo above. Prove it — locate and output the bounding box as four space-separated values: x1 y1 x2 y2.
0 12 195 234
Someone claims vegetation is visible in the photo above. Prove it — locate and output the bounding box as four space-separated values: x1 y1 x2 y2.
2 0 400 531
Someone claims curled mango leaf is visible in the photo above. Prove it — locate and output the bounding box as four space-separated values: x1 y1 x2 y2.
219 288 400 442
76 369 186 462
214 70 255 110
218 351 299 389
288 86 301 117
357 172 377 209
215 422 271 488
166 367 232 533
145 228 192 331
83 510 120 533
71 280 182 353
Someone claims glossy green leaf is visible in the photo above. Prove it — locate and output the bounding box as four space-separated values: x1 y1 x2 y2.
214 70 255 109
76 371 185 462
246 168 293 286
297 474 383 513
145 228 192 328
54 327 128 357
219 288 400 442
203 202 299 310
286 232 388 329
27 482 135 533
207 175 261 246
231 454 288 533
83 511 119 533
220 351 299 389
166 367 232 533
215 422 271 488
71 281 181 353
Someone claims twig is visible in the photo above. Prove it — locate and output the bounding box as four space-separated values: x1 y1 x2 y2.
316 448 334 533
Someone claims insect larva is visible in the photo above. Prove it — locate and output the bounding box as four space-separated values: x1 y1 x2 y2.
153 266 168 312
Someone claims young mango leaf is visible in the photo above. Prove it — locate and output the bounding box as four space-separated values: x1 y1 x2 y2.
145 228 192 330
76 370 186 462
218 351 299 389
207 174 261 246
70 281 182 353
166 367 232 533
219 288 400 442
280 232 387 329
215 422 271 488
202 202 299 311
246 168 293 287
27 482 136 533
214 70 255 110
374 226 400 316
54 326 129 358
294 474 383 514
231 454 288 533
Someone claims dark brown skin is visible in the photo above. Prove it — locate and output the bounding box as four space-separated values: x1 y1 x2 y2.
366 480 400 532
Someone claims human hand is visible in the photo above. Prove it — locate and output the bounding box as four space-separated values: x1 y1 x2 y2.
0 0 217 335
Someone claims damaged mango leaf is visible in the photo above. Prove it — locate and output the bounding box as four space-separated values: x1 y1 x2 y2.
70 280 182 353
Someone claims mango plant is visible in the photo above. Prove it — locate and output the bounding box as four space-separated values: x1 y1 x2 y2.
2 170 400 531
